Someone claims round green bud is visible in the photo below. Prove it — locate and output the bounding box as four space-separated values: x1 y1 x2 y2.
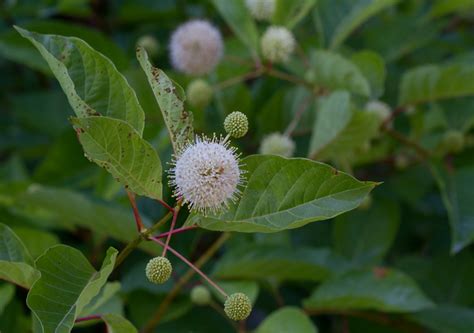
440 130 464 153
259 132 295 157
137 35 160 57
224 293 252 321
224 111 249 138
190 285 211 306
145 256 172 284
186 79 213 109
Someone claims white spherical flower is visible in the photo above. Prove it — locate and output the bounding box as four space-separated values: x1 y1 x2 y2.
245 0 275 21
261 26 295 63
169 136 243 214
259 132 295 157
170 20 224 75
365 100 391 121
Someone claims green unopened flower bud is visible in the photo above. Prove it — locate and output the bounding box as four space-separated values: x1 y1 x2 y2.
224 293 252 321
224 111 249 138
145 256 172 284
190 285 211 305
186 79 213 109
440 130 464 153
261 26 295 63
259 132 295 157
137 35 160 57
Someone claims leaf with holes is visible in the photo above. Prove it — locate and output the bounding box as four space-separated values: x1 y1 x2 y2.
72 116 162 200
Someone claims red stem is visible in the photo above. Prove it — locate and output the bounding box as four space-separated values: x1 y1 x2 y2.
150 236 228 298
156 226 197 239
157 198 174 212
126 190 144 231
75 314 101 323
162 206 180 257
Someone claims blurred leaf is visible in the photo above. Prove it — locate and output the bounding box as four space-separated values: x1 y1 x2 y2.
12 226 60 259
409 304 474 333
27 246 117 333
399 62 474 106
212 0 259 55
304 269 434 312
16 26 145 135
307 50 370 96
187 155 377 232
137 47 194 152
0 223 39 288
72 116 162 200
102 313 138 333
429 0 474 17
273 0 318 29
351 50 386 99
333 200 400 266
314 0 399 49
0 297 31 333
0 284 15 316
256 307 318 333
213 245 349 282
211 281 259 304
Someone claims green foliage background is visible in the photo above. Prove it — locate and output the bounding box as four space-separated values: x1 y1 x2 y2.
1 0 474 332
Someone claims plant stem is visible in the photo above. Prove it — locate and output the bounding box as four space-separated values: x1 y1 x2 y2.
75 314 101 323
126 190 144 231
284 93 314 136
157 198 175 212
156 226 197 240
264 67 314 90
162 203 181 257
141 232 231 332
383 127 431 159
151 236 228 298
213 68 264 90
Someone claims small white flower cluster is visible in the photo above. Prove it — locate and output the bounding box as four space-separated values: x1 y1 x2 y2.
169 136 243 215
170 20 223 75
261 26 296 63
365 100 391 121
259 132 295 157
245 0 275 21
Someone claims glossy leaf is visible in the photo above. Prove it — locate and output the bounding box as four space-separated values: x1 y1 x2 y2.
15 27 145 135
257 307 318 333
307 50 370 96
27 246 117 333
399 63 474 106
136 47 194 152
73 116 162 200
272 0 318 29
213 246 349 282
304 269 434 312
102 314 138 333
186 155 377 233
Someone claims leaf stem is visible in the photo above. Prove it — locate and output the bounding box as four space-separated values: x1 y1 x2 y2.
162 202 181 257
383 127 431 159
213 68 264 90
75 314 101 323
126 190 144 231
284 93 314 136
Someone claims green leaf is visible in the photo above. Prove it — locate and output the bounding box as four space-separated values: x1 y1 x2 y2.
102 314 138 333
12 227 60 259
27 246 117 333
72 116 162 200
136 47 194 152
307 50 370 96
79 282 121 317
210 281 259 304
273 0 318 29
333 200 400 266
0 223 39 288
213 246 349 282
0 284 15 316
315 0 400 49
304 269 434 313
351 50 386 99
15 26 145 135
257 307 318 333
212 0 259 54
186 155 377 233
429 0 474 17
409 305 474 333
399 63 474 106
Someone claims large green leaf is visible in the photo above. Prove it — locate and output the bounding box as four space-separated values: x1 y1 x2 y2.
212 0 259 54
102 314 138 333
314 0 400 49
409 305 474 333
333 200 400 266
257 307 318 333
27 246 117 333
213 246 349 282
306 50 370 96
12 227 60 259
186 155 377 233
351 50 386 99
72 116 162 200
0 223 39 288
136 47 194 152
272 0 318 29
399 63 474 106
304 269 434 313
15 27 145 135
79 282 121 317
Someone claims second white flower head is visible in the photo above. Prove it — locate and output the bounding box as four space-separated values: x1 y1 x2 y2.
170 136 243 214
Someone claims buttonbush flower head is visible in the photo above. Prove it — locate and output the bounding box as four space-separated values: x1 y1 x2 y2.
137 35 160 57
187 79 213 109
259 132 295 157
261 26 295 63
190 285 212 305
224 111 249 138
245 0 275 21
169 136 243 215
145 256 172 284
224 292 252 321
365 100 391 121
170 20 224 75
